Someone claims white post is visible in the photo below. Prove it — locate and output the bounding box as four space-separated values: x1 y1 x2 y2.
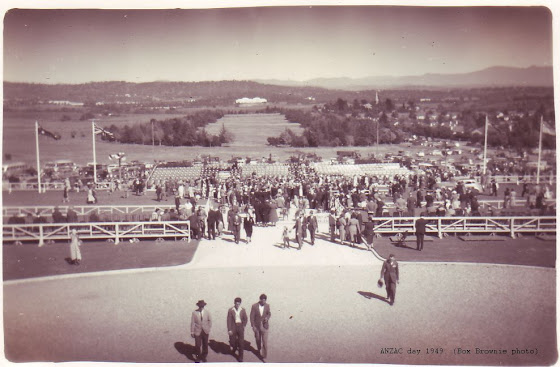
536 116 543 185
482 115 488 175
38 225 44 247
92 121 97 184
35 121 42 194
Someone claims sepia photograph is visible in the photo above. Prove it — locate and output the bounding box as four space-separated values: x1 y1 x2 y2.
2 0 558 365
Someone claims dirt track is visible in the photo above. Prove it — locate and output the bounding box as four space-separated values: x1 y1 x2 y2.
3 224 557 365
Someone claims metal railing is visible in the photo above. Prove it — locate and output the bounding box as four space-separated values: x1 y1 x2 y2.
3 221 191 246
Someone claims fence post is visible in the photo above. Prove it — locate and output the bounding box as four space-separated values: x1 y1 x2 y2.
38 225 45 247
438 218 443 239
510 218 515 238
115 223 120 244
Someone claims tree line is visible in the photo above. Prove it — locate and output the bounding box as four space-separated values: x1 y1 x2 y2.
265 99 556 150
105 110 233 147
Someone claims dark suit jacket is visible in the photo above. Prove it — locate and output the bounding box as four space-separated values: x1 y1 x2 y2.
250 303 271 331
207 209 220 225
188 214 200 229
307 215 318 231
415 218 427 234
381 259 399 283
66 210 79 223
227 307 248 332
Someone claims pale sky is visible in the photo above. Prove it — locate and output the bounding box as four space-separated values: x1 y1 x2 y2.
3 5 553 84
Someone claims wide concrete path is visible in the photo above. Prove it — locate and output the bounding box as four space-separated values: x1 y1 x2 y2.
3 221 557 365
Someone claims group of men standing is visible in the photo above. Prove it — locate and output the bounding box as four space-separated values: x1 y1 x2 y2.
190 294 271 363
291 210 319 249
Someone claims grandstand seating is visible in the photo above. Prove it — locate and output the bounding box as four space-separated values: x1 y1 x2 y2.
313 163 411 177
147 162 414 182
241 163 290 178
150 166 203 182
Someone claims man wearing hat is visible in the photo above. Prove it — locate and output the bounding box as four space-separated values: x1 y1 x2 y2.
379 254 399 305
227 297 248 362
250 294 271 360
191 300 212 362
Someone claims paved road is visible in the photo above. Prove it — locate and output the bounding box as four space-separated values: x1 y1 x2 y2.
3 224 557 365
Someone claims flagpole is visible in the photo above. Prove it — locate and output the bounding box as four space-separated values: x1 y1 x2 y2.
482 115 488 175
92 120 97 184
537 116 543 185
35 121 42 193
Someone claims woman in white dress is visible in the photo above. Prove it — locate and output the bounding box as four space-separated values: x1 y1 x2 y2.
69 229 82 265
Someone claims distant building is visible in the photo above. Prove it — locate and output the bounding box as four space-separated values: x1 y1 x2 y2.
48 100 84 106
236 97 267 105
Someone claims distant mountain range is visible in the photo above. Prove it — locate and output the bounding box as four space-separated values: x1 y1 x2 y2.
255 66 553 90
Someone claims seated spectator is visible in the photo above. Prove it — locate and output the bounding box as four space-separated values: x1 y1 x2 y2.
52 207 66 223
25 213 34 224
161 209 171 221
66 206 79 223
89 211 100 222
33 214 47 223
169 209 179 221
150 208 162 221
7 214 20 224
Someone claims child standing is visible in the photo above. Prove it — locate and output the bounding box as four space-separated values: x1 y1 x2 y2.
281 226 290 249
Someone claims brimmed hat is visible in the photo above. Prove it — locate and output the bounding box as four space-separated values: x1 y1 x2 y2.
196 300 207 307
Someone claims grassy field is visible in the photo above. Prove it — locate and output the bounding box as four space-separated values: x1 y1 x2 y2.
4 109 480 167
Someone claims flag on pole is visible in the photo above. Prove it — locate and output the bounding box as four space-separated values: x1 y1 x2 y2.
93 123 116 141
542 121 556 136
37 125 61 140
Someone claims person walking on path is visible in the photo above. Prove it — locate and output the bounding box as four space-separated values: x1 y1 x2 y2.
227 297 248 362
415 216 427 251
293 212 304 250
363 215 375 250
281 226 291 249
207 206 219 240
379 254 399 306
328 210 337 242
306 210 318 245
338 214 347 244
348 213 360 245
191 300 212 363
69 229 82 265
244 211 255 243
232 210 242 244
250 294 271 360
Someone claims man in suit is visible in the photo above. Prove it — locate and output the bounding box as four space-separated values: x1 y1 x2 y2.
232 211 242 244
188 212 201 240
415 216 427 251
66 206 79 223
293 212 304 250
379 254 399 306
306 210 318 245
207 206 219 240
250 294 271 360
227 297 248 362
191 300 212 362
328 210 337 242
